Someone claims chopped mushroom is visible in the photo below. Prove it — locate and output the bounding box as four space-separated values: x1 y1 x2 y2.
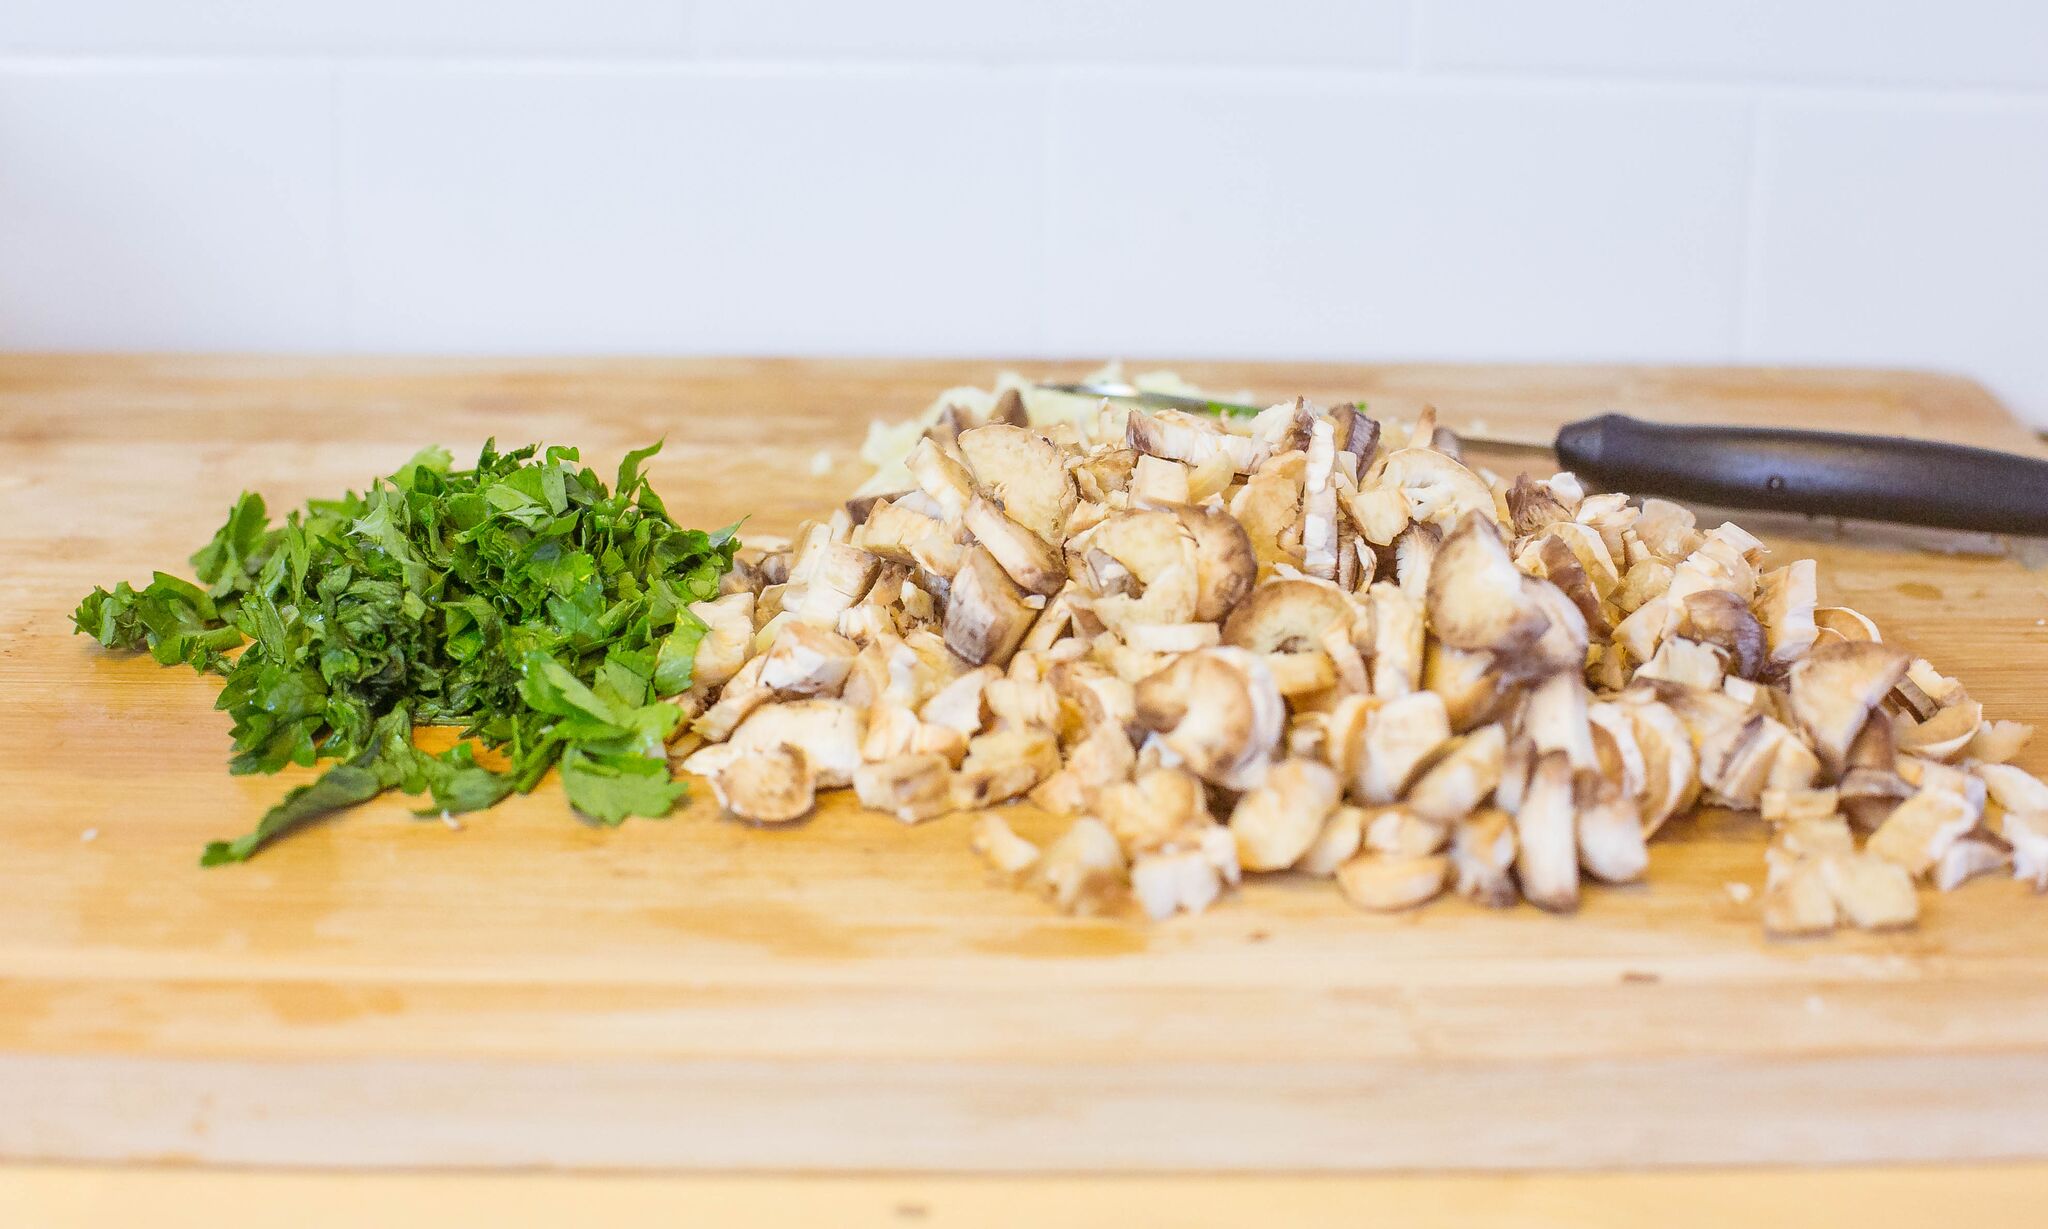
853 754 953 824
1336 852 1451 912
678 372 2048 937
1231 758 1343 871
709 743 815 824
971 813 1040 876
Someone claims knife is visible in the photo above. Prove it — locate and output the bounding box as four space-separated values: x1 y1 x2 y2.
1037 381 2048 536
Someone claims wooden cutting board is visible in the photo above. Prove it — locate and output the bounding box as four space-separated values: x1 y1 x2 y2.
6 356 2048 1173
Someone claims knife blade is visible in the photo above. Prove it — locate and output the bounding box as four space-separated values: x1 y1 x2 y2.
1037 382 2048 535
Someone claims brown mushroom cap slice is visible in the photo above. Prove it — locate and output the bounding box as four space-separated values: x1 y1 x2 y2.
1223 578 1352 653
1379 448 1497 529
1229 451 1308 572
1330 404 1381 471
1895 696 1985 762
963 496 1066 596
1427 510 1549 654
1513 750 1580 912
709 743 816 824
1788 640 1912 775
1508 475 1573 537
1126 407 1264 471
1172 503 1258 623
1681 589 1766 680
1423 640 1511 733
1078 510 1201 630
1613 698 1698 837
943 546 1039 668
1754 560 1819 666
957 423 1078 545
1522 533 1610 638
1132 647 1286 792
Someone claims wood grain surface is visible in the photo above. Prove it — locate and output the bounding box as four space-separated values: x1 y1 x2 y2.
5 357 2048 1174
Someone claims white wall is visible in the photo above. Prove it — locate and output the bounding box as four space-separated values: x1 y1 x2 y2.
3 2 2046 423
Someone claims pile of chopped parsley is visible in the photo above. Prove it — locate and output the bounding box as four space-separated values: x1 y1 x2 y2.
73 441 737 864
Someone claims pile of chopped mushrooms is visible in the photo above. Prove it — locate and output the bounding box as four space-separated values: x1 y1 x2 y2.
676 377 2048 934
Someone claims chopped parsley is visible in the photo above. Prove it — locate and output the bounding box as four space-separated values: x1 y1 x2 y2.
73 441 738 864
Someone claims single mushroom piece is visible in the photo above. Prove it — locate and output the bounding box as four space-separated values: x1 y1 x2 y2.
1788 640 1911 775
1404 723 1507 824
1820 853 1919 931
957 423 1077 544
1933 837 2010 892
1681 589 1766 680
1865 784 1979 877
1513 750 1580 912
1451 807 1519 907
1096 767 1212 854
1222 577 1352 696
1330 404 1381 471
1132 647 1286 791
971 812 1040 875
1754 560 1819 667
1762 858 1838 937
1230 758 1343 871
1351 690 1452 804
1508 475 1574 537
1335 852 1451 912
951 729 1061 808
758 622 861 698
943 545 1039 668
1033 817 1128 914
682 592 757 692
710 698 865 788
963 497 1066 596
1575 775 1648 884
708 743 816 824
1427 511 1549 654
853 753 954 824
1126 407 1267 472
1299 805 1370 877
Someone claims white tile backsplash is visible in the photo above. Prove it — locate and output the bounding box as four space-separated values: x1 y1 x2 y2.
0 65 343 349
3 3 2047 425
1044 74 1750 362
1420 0 2048 89
696 1 1409 66
1746 97 2048 426
337 66 1046 353
0 1 697 56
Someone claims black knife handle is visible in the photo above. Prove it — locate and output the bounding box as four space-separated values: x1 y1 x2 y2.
1554 413 2048 535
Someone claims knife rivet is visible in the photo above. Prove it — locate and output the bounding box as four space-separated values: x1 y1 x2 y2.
1766 475 1786 492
